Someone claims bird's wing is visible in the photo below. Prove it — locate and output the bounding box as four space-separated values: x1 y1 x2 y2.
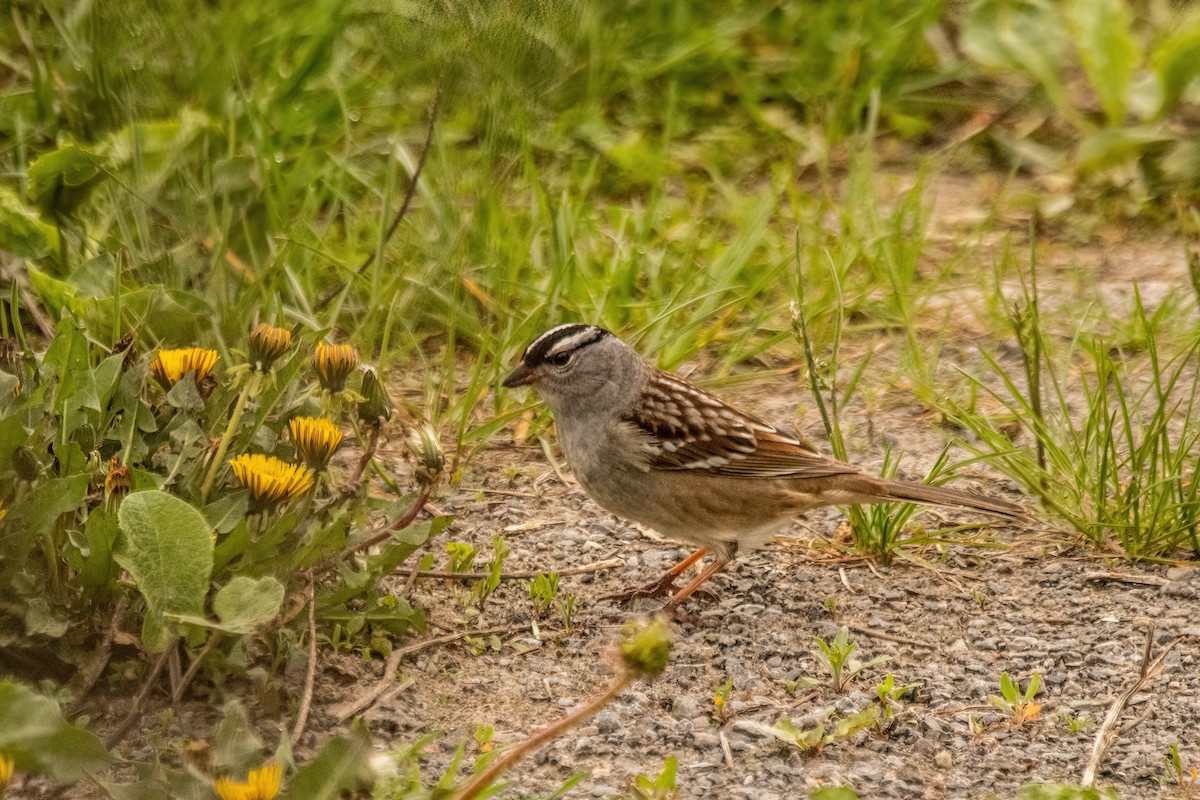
623 372 860 479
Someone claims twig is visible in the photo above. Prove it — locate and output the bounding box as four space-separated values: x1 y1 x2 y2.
290 573 318 746
1080 625 1186 787
69 594 130 706
719 730 736 770
451 671 635 800
412 558 623 581
106 638 178 747
343 488 431 557
1082 571 1170 588
334 624 527 722
347 426 380 486
172 633 222 705
848 624 935 650
837 567 856 594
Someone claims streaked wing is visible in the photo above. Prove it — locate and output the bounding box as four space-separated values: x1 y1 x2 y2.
624 372 861 479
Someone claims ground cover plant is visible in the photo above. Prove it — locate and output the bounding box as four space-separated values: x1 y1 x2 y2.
2 0 1200 797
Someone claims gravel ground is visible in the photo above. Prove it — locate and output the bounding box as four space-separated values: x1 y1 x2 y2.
317 426 1200 800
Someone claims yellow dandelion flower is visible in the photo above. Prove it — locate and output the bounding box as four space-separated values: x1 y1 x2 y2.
150 347 219 390
0 500 7 526
214 762 282 800
248 324 292 372
289 416 343 470
229 454 313 506
313 342 359 393
0 752 13 789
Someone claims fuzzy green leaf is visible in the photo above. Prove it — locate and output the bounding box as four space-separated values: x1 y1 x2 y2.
115 490 214 652
212 576 285 633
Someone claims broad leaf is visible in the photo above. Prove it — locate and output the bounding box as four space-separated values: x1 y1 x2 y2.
0 185 59 259
1152 11 1200 117
0 680 111 781
115 491 214 652
286 719 372 800
212 576 284 633
1067 0 1136 124
962 0 1072 118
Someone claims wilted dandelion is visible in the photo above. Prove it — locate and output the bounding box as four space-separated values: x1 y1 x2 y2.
313 343 358 392
358 365 393 426
229 454 313 506
214 762 282 800
288 416 343 470
111 332 137 372
104 456 131 498
248 323 292 372
150 348 219 390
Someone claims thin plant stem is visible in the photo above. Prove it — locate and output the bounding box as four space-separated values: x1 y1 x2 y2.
451 671 635 800
200 370 263 501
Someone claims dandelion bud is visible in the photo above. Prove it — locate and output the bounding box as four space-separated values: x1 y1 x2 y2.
618 616 672 678
288 416 343 470
406 422 444 490
313 343 358 393
357 366 393 426
248 323 292 372
13 446 40 481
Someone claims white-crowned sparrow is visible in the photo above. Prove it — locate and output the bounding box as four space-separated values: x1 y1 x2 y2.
503 323 1024 613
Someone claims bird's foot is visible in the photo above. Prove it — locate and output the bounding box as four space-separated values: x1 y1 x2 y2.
602 570 683 604
603 576 720 608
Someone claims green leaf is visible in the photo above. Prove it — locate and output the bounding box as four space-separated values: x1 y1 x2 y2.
1067 0 1136 124
212 576 285 634
1152 11 1200 117
25 143 108 217
0 413 30 472
2 475 89 572
115 491 214 652
286 719 373 800
0 185 59 259
0 680 111 781
203 491 250 534
1076 126 1171 172
961 0 1073 119
79 509 121 594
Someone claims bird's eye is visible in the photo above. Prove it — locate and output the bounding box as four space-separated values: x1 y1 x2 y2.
548 351 572 367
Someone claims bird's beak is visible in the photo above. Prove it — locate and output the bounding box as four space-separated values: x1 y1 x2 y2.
502 362 537 388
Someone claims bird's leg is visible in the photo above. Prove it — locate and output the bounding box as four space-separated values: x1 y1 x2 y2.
661 558 727 616
603 548 708 603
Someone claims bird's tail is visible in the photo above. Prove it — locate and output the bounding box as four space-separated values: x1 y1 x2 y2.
846 475 1026 521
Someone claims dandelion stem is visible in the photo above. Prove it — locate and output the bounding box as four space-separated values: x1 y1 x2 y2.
451 670 635 800
201 371 263 502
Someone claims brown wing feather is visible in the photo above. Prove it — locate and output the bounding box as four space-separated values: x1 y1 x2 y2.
624 371 861 479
